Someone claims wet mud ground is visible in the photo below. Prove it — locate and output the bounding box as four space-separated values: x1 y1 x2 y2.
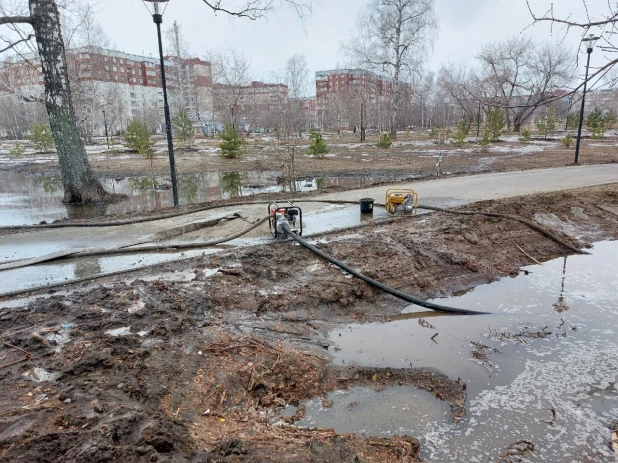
0 184 617 462
3 133 618 182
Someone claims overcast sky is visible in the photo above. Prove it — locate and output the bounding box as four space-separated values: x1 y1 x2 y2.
95 0 609 86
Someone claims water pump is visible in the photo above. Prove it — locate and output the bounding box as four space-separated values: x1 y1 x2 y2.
268 201 303 239
385 188 419 216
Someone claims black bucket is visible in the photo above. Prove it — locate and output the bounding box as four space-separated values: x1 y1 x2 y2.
359 197 374 214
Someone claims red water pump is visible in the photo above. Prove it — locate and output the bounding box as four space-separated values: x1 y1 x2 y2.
268 201 303 239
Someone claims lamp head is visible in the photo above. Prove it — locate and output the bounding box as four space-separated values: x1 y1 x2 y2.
582 34 600 53
144 0 169 20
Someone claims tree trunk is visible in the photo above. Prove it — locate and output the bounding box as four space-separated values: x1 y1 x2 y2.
29 0 108 203
390 74 401 140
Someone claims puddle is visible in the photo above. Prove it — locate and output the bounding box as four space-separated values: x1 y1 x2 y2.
0 171 402 226
293 386 451 437
0 248 220 297
23 367 61 382
105 326 131 337
324 240 618 462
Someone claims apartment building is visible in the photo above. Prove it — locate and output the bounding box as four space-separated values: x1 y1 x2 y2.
0 46 213 136
586 89 618 114
211 81 288 131
315 69 396 109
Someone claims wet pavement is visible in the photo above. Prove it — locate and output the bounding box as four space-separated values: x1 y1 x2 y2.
299 240 618 462
0 165 616 297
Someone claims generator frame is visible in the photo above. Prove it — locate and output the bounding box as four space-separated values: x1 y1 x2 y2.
385 188 419 216
268 201 303 239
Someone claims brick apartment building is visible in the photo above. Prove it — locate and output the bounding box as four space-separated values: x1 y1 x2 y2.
315 68 411 130
315 69 396 110
212 81 289 131
0 46 213 137
0 46 291 136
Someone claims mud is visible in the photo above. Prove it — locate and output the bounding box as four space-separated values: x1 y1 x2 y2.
0 184 617 462
3 133 617 182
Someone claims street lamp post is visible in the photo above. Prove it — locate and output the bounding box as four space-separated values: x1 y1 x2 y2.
145 0 179 207
574 34 600 165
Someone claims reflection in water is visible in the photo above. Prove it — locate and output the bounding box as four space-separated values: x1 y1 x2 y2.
179 174 200 204
128 177 157 192
0 170 408 226
34 175 63 194
66 202 109 220
553 256 569 312
220 172 244 199
327 241 618 462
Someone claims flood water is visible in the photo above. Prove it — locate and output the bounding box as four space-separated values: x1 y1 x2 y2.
299 240 618 462
0 171 400 226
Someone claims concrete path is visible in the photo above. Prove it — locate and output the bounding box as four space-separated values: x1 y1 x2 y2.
321 164 618 205
1 165 616 297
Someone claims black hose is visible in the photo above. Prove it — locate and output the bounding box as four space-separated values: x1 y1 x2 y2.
281 222 490 316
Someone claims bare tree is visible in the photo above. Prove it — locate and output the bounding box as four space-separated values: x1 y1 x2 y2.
343 0 438 139
476 36 574 132
284 54 310 134
527 1 618 90
0 0 108 203
207 47 252 128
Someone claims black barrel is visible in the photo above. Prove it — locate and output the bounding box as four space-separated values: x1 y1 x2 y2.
359 197 374 214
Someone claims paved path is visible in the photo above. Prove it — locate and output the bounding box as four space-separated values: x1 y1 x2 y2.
1 165 616 297
320 164 618 205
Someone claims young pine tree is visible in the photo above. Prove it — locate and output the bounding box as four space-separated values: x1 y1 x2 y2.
519 129 532 143
377 133 393 149
452 119 468 147
172 108 195 150
219 124 244 159
536 109 556 140
28 123 55 153
486 107 505 142
124 119 151 153
586 108 605 139
308 128 329 157
124 119 156 168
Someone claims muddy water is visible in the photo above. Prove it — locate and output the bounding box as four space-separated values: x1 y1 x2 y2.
302 241 618 462
0 171 398 226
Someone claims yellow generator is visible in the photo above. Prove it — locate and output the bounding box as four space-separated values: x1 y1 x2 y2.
386 188 418 216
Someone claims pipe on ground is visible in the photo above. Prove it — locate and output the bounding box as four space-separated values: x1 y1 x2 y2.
281 222 490 316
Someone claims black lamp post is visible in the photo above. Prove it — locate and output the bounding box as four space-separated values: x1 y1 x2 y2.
145 0 179 207
574 34 600 165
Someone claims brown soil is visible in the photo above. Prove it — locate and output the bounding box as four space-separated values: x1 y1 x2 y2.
6 134 618 181
1 184 617 462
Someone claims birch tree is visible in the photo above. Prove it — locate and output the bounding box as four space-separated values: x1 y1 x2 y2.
0 0 108 203
343 0 438 139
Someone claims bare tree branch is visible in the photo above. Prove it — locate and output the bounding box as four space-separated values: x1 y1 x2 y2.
201 0 311 20
0 16 33 26
0 33 34 53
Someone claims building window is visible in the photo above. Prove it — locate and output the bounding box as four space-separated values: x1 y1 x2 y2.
113 66 117 72
105 66 109 71
119 59 124 64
